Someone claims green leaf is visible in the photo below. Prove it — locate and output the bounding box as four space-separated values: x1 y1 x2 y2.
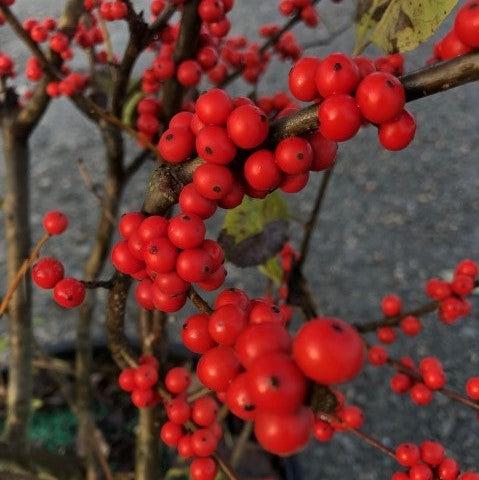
258 256 283 286
223 192 289 244
355 0 458 54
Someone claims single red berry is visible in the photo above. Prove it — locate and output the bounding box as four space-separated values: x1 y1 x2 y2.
119 212 144 239
196 125 237 164
176 248 214 283
158 127 195 164
191 395 218 427
313 418 334 442
135 279 155 310
154 271 190 296
274 136 313 174
280 172 310 193
168 213 206 249
165 367 191 394
438 457 460 480
410 383 433 406
377 326 397 344
166 396 191 424
177 434 194 458
318 94 361 142
199 0 225 22
254 406 313 456
395 443 421 467
400 315 422 336
249 300 284 324
225 372 257 421
179 183 217 220
53 278 85 308
193 163 234 200
315 52 360 97
410 463 433 480
308 131 338 171
356 72 405 124
143 237 178 273
227 104 269 149
131 388 155 408
381 294 402 317
151 287 187 312
244 149 282 191
208 304 248 346
451 273 474 296
420 440 445 467
196 88 233 126
368 345 388 366
456 258 478 278
288 57 321 101
390 373 413 394
196 345 241 392
43 210 68 235
215 288 250 311
32 257 64 289
425 278 452 301
339 405 364 429
134 364 159 390
293 317 365 384
177 60 201 86
182 314 216 354
378 110 416 151
190 457 217 480
454 1 479 48
118 368 137 392
466 376 479 400
160 421 184 447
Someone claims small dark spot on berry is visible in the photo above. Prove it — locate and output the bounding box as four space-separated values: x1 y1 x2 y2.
272 305 280 313
213 185 221 192
332 323 343 333
386 79 394 88
183 215 191 221
205 146 213 154
270 376 281 388
297 152 304 160
244 403 256 411
333 62 342 71
166 134 173 141
260 114 267 122
149 246 158 254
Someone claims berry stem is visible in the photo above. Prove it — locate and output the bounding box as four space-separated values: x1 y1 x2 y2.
0 232 50 318
188 288 214 315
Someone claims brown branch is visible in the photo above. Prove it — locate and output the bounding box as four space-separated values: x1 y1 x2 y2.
188 288 214 314
161 0 201 119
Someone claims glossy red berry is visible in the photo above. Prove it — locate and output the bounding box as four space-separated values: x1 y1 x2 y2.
53 278 86 308
191 428 218 457
248 352 306 414
254 406 313 456
165 367 191 394
293 317 365 385
215 288 250 311
195 125 237 164
182 314 216 353
420 440 445 466
318 94 361 142
313 418 334 442
466 377 479 400
390 373 413 394
225 372 256 421
168 213 206 249
135 279 155 310
193 163 234 200
158 127 195 164
288 57 321 101
119 212 144 239
177 434 194 458
32 257 64 289
454 1 479 48
244 149 282 191
208 304 248 346
196 346 241 392
134 364 158 390
43 210 68 235
368 345 388 366
160 421 184 447
227 104 269 149
118 368 137 392
176 248 214 283
190 457 217 480
177 60 201 86
154 271 190 296
378 110 416 151
400 315 422 336
131 389 156 408
456 258 478 278
356 72 405 124
196 88 233 125
438 458 460 480
143 237 178 273
166 396 191 424
191 396 218 427
395 443 421 467
179 183 217 219
315 53 360 97
381 294 402 317
410 383 433 406
274 136 313 174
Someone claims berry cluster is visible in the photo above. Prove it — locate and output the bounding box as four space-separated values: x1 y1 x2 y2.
432 0 479 62
289 52 416 150
31 211 86 309
179 288 366 456
393 440 479 480
111 211 226 313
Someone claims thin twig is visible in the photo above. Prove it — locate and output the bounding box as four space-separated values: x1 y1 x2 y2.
0 232 49 318
188 288 214 314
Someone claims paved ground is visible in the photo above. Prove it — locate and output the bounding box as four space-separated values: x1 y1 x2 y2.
1 0 479 478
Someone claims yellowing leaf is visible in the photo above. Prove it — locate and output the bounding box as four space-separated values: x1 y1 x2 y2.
355 0 458 54
222 192 289 244
258 257 283 286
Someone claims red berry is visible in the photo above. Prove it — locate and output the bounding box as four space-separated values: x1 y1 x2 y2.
390 373 412 394
131 389 155 408
135 279 155 310
137 216 169 243
293 317 365 385
438 458 460 480
191 428 218 457
288 57 321 101
166 396 191 424
196 88 233 126
208 304 248 346
308 131 338 171
248 300 284 324
177 434 194 458
168 213 206 249
182 314 216 354
381 294 402 317
395 443 420 467
274 136 313 174
195 126 237 164
53 278 86 308
244 149 282 191
456 258 478 278
118 368 137 392
378 110 416 151
356 72 405 124
177 60 201 86
152 287 187 312
451 273 474 296
158 127 195 163
420 440 445 467
425 278 452 301
377 326 397 344
165 367 191 394
315 53 360 97
32 257 64 289
400 315 422 336
339 405 364 429
318 94 361 142
215 288 250 311
368 345 388 366
196 346 241 392
466 376 479 400
190 457 217 480
410 383 433 406
410 463 433 480
176 248 214 283
154 271 190 296
112 241 144 274
119 212 144 239
43 210 68 235
225 372 256 421
227 104 269 149
254 406 313 456
454 1 479 48
193 163 234 200
143 237 178 273
160 421 184 447
134 364 159 390
248 352 306 414
179 183 217 219
198 0 225 22
313 418 334 442
191 396 218 427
